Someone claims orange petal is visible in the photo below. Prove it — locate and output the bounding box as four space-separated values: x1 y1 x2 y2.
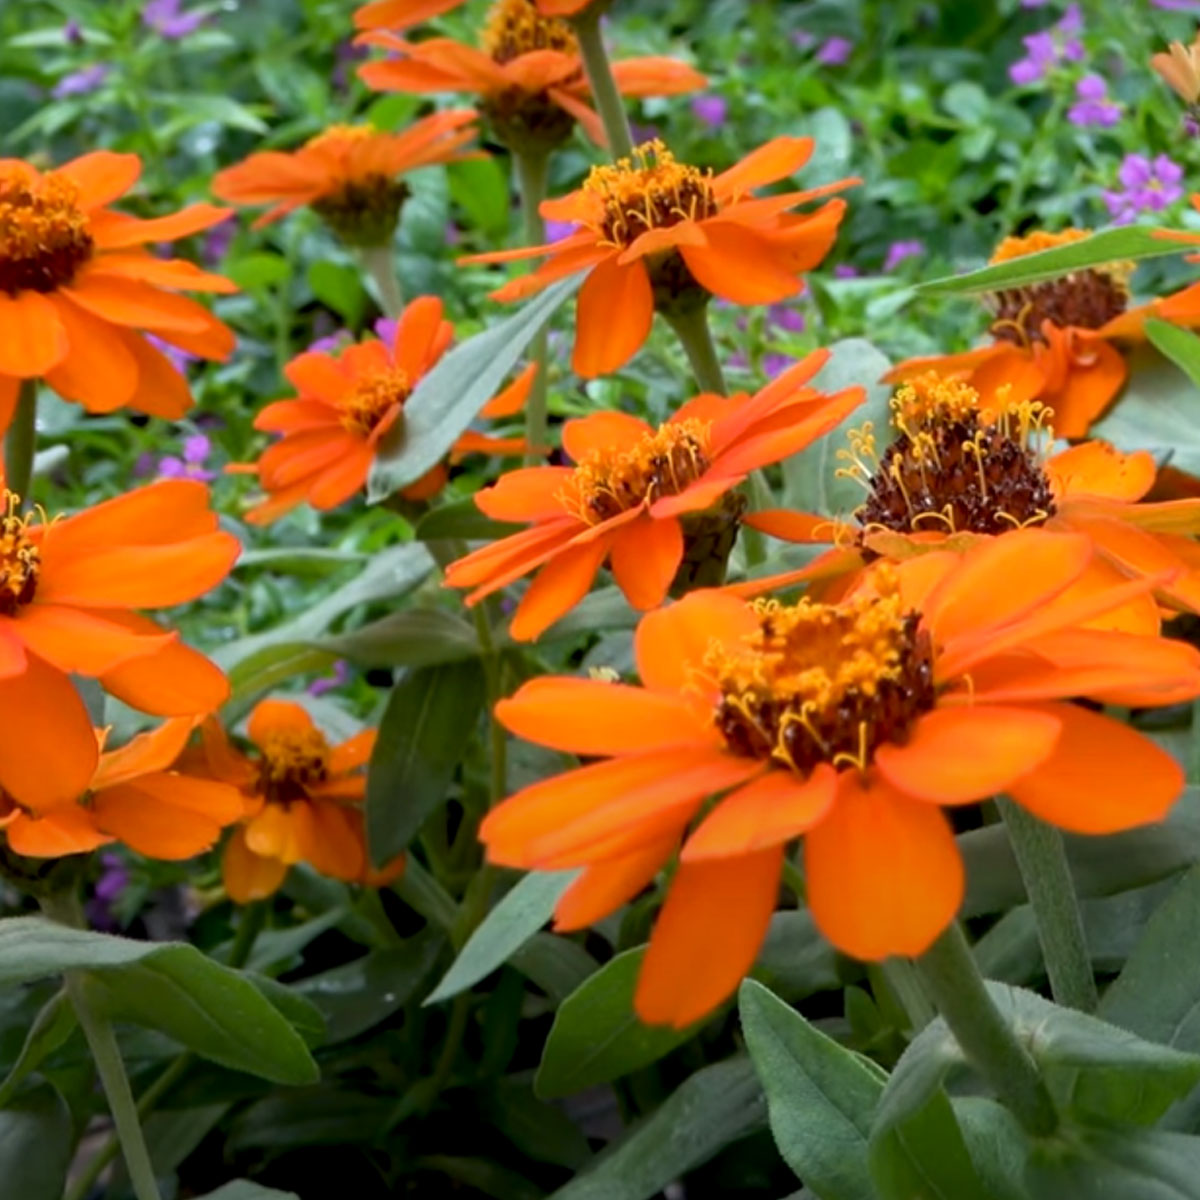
223 827 288 903
13 603 172 676
561 410 653 463
479 361 537 418
1008 702 1184 834
392 294 446 378
89 204 233 250
93 775 243 859
6 808 110 858
304 801 367 880
1042 336 1126 438
248 699 315 747
41 294 139 412
100 625 229 717
55 151 140 209
0 292 68 377
805 773 963 961
680 222 803 305
874 705 1061 805
306 443 375 510
553 836 676 931
245 801 313 865
92 717 196 790
635 846 783 1028
43 479 217 551
1048 441 1155 503
572 258 653 378
119 331 195 419
634 589 757 694
713 137 814 198
510 535 610 641
474 466 574 522
608 517 684 612
329 729 377 775
743 509 842 544
62 270 219 334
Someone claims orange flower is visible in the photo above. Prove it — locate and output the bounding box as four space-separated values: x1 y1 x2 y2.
357 0 705 152
211 114 479 242
194 699 400 903
459 138 855 376
888 229 1200 437
0 152 235 434
0 718 242 860
1152 34 1200 106
444 352 864 638
230 295 537 523
355 0 593 29
0 479 238 813
742 374 1200 631
485 531 1200 1027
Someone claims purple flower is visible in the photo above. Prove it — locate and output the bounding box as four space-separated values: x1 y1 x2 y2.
762 353 792 379
1020 0 1051 6
52 64 109 98
146 333 195 376
1152 0 1200 7
767 303 806 334
310 328 354 354
791 31 816 51
142 0 206 39
833 263 860 279
203 221 235 265
1104 153 1185 224
1009 5 1086 85
63 19 84 44
883 239 924 272
308 660 350 698
86 853 129 932
544 218 579 242
815 36 852 66
691 94 728 128
1067 73 1121 128
629 121 659 144
158 434 215 482
372 318 397 346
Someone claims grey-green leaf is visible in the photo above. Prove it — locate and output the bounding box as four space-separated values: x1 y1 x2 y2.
0 1084 73 1200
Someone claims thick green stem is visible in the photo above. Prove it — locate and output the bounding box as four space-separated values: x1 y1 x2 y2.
875 959 936 1032
571 6 634 159
227 900 267 969
998 797 1098 1013
663 306 726 395
514 151 550 466
360 243 404 319
915 924 1058 1137
4 379 37 508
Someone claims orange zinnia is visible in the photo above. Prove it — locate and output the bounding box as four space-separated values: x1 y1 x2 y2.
460 138 855 376
0 151 235 434
1 718 242 860
193 699 400 903
743 373 1200 631
444 352 864 639
231 295 537 523
211 114 479 243
484 531 1200 1027
0 478 238 813
889 229 1200 437
357 0 705 152
355 0 592 29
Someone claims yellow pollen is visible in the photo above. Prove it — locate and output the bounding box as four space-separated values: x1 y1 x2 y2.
561 419 712 524
258 726 331 798
339 367 410 436
0 490 41 617
481 0 577 63
0 166 94 295
583 140 719 249
304 124 377 153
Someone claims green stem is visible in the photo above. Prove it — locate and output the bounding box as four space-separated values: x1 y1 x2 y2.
360 243 404 319
227 900 267 969
396 857 459 933
877 959 936 1032
514 151 550 466
914 924 1058 1137
570 6 635 159
663 306 726 395
997 797 1098 1013
4 379 37 508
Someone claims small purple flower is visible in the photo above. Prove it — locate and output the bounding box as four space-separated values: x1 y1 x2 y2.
1009 5 1086 85
1104 153 1185 224
310 328 354 354
63 19 84 44
762 353 792 379
142 0 206 39
833 263 860 279
158 434 215 482
444 220 461 246
883 239 924 272
767 303 806 334
544 218 579 242
52 64 109 98
791 31 816 51
1067 73 1121 128
629 122 659 145
203 222 235 265
691 94 728 128
146 333 195 376
1152 0 1200 8
815 36 852 66
1020 0 1051 6
86 853 130 932
372 318 397 347
308 660 350 698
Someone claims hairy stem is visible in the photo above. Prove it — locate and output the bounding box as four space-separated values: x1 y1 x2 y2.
360 243 404 318
514 150 551 465
663 305 726 395
4 379 37 509
571 6 635 159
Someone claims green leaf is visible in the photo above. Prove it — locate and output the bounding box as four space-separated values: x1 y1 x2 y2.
195 1183 300 1200
426 871 579 1005
483 1079 590 1169
0 918 318 1085
415 1155 543 1200
739 979 880 1200
1146 318 1200 389
754 910 845 1002
952 1098 1031 1200
781 338 892 515
917 226 1189 295
307 260 367 327
368 275 582 499
415 498 523 542
1028 1125 1200 1200
322 607 480 669
547 1057 767 1200
510 932 598 1005
447 157 512 238
365 658 487 866
535 948 698 1099
245 974 327 1048
0 1084 72 1200
225 251 290 292
0 990 75 1107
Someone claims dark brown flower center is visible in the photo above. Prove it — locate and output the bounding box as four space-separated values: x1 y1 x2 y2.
482 0 577 63
0 491 41 616
0 168 94 295
339 367 410 437
257 728 331 805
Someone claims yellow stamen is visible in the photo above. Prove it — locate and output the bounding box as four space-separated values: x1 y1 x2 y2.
0 490 41 616
481 0 577 63
0 166 94 294
339 367 410 436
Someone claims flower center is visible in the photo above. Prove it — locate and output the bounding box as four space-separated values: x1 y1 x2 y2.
710 571 935 775
561 419 712 524
305 129 409 247
339 367 410 436
257 727 331 804
987 229 1130 346
0 491 41 617
481 0 577 63
843 374 1058 538
584 140 719 250
0 167 94 295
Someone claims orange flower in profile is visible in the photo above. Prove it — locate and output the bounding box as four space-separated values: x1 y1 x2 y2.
192 700 400 903
0 152 235 434
0 718 242 860
0 479 238 813
1152 34 1200 106
889 229 1200 437
230 295 537 524
485 531 1200 1027
460 138 855 376
743 374 1200 631
355 0 592 29
444 353 864 639
211 114 479 243
357 1 705 152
